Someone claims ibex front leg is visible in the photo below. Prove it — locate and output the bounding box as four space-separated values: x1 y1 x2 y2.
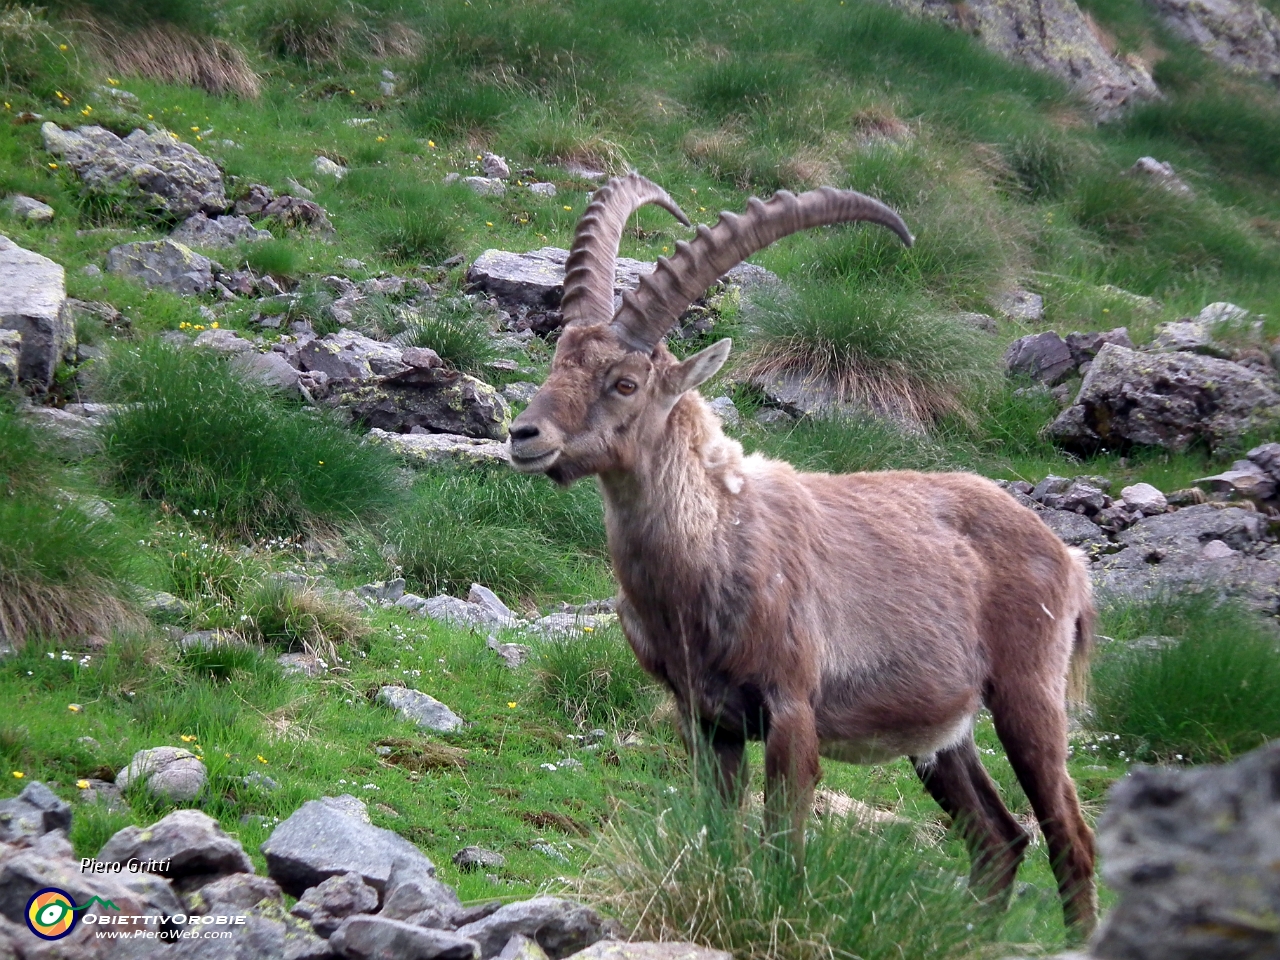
763 698 820 863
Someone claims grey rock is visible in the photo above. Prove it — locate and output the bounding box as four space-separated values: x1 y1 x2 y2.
1129 156 1194 196
279 652 328 677
754 407 794 426
1092 741 1280 960
380 81 397 96
482 154 510 179
1036 508 1109 552
331 371 510 441
194 327 255 354
355 578 406 605
453 847 506 872
243 772 280 791
286 178 316 200
567 944 732 960
291 872 380 938
300 330 408 382
24 406 99 459
106 239 215 295
1151 0 1280 83
314 156 348 179
5 194 54 222
706 396 741 427
0 781 72 843
464 176 506 197
261 798 436 897
1200 538 1238 560
1150 319 1229 357
330 916 480 960
1004 331 1075 386
262 195 336 237
880 0 1157 119
719 262 782 292
185 873 283 915
468 584 517 624
1119 482 1168 515
956 311 997 333
528 182 557 198
171 212 272 249
1063 327 1134 367
0 234 74 389
235 350 306 393
496 934 549 960
366 428 510 467
1195 460 1276 501
378 687 466 732
503 381 541 404
455 896 606 960
1247 441 1280 482
235 183 276 215
991 288 1045 323
1197 300 1251 325
321 795 371 824
42 122 228 218
379 860 463 927
141 589 188 618
1049 342 1280 453
168 900 333 960
116 746 208 801
487 635 531 669
98 808 254 883
0 330 19 388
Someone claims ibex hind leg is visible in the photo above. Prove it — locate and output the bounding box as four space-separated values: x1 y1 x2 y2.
912 735 1029 908
988 689 1097 938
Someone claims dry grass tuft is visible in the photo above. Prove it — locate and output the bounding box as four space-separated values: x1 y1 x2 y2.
370 21 423 58
851 106 914 148
83 19 260 98
777 147 840 190
0 578 143 652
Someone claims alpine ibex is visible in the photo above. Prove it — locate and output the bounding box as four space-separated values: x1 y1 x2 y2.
509 173 1097 934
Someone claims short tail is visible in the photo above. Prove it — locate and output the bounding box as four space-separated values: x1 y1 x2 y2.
1066 603 1095 712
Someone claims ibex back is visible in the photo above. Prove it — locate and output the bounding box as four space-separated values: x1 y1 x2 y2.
509 173 1097 935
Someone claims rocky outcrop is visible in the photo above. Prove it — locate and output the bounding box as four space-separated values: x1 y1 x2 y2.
1090 741 1280 960
365 428 511 466
106 239 217 295
1049 342 1280 454
42 123 228 219
171 212 272 249
329 369 511 441
0 235 74 390
5 194 54 222
879 0 1159 120
1151 0 1280 84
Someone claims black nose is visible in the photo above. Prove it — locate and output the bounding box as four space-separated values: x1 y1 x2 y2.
509 423 540 441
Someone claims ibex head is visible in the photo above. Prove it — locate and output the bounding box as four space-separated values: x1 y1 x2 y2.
508 173 913 486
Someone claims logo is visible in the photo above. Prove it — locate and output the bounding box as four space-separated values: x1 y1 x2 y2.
25 889 118 941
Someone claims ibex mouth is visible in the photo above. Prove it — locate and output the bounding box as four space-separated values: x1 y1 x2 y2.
509 447 561 473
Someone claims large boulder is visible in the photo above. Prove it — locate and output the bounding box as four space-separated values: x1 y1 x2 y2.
1049 342 1280 454
171 212 272 249
260 799 437 898
365 428 510 467
0 234 74 390
0 781 71 843
1151 0 1280 84
1004 331 1075 386
106 239 216 295
97 809 254 888
25 406 101 459
1091 741 1280 959
166 900 332 960
0 329 20 389
42 123 228 219
455 897 606 960
298 330 409 382
330 372 511 441
879 0 1159 119
329 916 480 960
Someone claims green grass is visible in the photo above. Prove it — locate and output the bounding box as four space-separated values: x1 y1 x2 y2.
399 296 499 375
387 467 611 603
533 624 661 729
1091 593 1280 763
96 340 402 536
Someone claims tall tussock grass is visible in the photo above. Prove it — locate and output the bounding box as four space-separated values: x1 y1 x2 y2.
533 624 661 728
80 19 260 98
591 778 988 960
97 341 400 537
1091 592 1280 762
0 397 141 648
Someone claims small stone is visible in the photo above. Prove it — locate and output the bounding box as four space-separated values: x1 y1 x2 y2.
464 177 506 197
5 194 55 222
992 288 1044 323
186 873 283 915
453 846 506 872
98 808 253 884
116 746 208 801
314 156 348 179
1129 156 1193 196
455 896 604 959
706 396 741 427
1200 539 1237 560
378 687 466 732
285 178 316 200
1119 483 1167 515
330 916 480 960
753 408 793 426
81 264 102 276
242 772 280 791
380 81 396 96
503 381 541 404
105 239 214 295
482 154 511 179
487 635 531 669
1004 331 1075 386
0 781 72 842
528 182 557 198
291 871 379 938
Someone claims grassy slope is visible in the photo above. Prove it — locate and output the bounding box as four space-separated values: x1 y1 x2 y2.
4 0 1280 954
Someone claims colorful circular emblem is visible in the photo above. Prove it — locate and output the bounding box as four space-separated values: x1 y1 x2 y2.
26 888 78 940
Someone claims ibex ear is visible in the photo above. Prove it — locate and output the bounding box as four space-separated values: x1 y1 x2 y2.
663 338 732 396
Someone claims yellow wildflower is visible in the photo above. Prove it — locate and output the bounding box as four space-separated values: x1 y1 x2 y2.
67 703 82 712
563 205 571 211
427 140 435 148
107 77 118 86
59 43 68 50
486 221 493 227
77 779 90 789
180 734 196 742
48 163 58 170
211 321 219 329
11 771 23 779
507 702 517 709
256 755 268 764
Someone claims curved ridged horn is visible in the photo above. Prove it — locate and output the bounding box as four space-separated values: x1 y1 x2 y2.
610 187 914 353
561 172 691 327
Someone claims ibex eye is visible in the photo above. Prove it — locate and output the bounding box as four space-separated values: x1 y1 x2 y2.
614 379 637 396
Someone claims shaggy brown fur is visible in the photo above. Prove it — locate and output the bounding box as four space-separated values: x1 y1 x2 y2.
512 324 1098 935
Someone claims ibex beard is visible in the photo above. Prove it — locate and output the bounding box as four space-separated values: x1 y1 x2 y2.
509 173 1097 936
